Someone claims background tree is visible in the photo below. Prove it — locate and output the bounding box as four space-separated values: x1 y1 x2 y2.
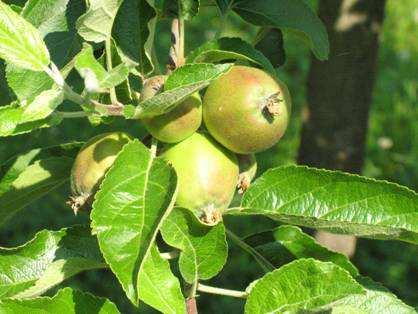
298 0 387 256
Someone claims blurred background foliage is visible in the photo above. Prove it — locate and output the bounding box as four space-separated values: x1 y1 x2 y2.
0 0 417 313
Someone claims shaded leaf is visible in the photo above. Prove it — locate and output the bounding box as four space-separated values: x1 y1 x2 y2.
76 0 123 43
22 0 83 67
0 1 50 71
113 0 156 74
179 0 199 20
154 0 199 20
233 0 329 60
91 140 177 305
0 287 119 313
0 155 72 226
0 226 105 299
187 37 275 75
245 225 358 275
214 0 230 15
0 60 13 105
160 207 228 283
230 165 418 244
255 28 286 68
245 259 364 314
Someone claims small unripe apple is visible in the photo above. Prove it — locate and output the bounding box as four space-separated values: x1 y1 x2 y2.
203 66 291 154
140 75 202 143
161 132 239 224
69 132 132 213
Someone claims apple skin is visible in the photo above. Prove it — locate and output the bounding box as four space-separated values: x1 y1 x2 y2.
161 132 239 222
69 132 132 212
141 75 202 143
203 65 291 154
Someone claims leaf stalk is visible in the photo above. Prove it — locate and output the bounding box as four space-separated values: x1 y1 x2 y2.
197 283 248 299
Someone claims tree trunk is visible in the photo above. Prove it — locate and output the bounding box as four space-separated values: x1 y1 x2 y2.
298 0 386 257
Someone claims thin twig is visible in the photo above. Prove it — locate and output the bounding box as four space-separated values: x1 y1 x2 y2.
226 229 275 273
56 111 90 119
186 297 198 314
197 283 248 299
187 280 199 314
105 38 118 104
178 17 185 66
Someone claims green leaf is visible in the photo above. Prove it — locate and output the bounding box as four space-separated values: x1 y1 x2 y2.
134 63 232 118
138 245 186 313
329 276 416 314
5 64 53 102
0 226 105 299
91 140 177 305
187 37 275 75
0 287 119 313
112 0 156 74
245 225 358 276
160 207 228 283
254 28 286 68
74 43 107 90
76 0 123 43
245 259 364 314
0 89 64 137
21 0 84 66
230 165 418 244
20 89 64 122
6 0 85 101
102 63 130 88
75 44 129 92
0 103 63 137
233 0 329 60
0 1 50 70
0 155 72 226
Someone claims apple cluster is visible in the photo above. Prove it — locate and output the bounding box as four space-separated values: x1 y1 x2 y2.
69 66 291 223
